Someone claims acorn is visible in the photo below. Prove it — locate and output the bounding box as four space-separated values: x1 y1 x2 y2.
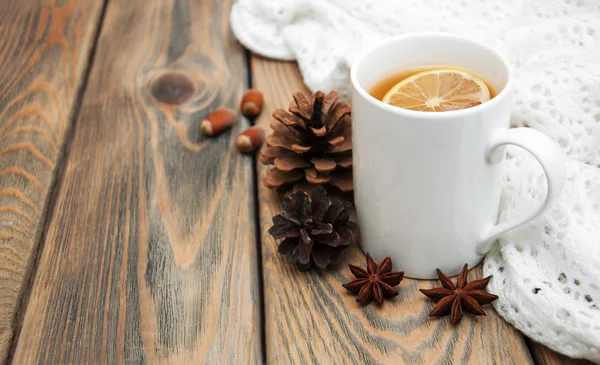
236 126 265 153
240 89 264 118
201 108 237 136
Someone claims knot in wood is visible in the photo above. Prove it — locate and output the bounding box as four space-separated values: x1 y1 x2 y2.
151 73 195 105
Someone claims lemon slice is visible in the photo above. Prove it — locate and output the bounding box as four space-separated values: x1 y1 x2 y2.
382 68 490 112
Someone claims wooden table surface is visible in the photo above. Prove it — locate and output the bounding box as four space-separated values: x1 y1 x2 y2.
0 1 593 364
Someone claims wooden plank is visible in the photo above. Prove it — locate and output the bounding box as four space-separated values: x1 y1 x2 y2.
252 57 536 364
0 1 104 362
11 0 262 364
529 341 593 365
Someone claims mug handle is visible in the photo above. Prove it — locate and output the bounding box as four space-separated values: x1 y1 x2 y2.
476 128 567 254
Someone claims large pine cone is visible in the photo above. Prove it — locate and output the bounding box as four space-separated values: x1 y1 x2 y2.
260 90 353 193
269 187 357 271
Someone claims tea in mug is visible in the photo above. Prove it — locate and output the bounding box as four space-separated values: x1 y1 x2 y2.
369 66 497 112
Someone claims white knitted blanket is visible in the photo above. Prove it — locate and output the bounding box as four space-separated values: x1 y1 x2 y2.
230 0 600 362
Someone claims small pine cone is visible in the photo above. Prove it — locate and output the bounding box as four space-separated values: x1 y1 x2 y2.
269 186 357 270
260 90 353 193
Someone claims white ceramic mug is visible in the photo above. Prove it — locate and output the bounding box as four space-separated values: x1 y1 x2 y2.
350 33 566 279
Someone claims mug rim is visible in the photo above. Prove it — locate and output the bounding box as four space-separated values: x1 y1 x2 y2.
350 32 514 119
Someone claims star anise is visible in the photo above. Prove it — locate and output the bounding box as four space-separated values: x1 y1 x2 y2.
342 253 404 305
419 264 499 325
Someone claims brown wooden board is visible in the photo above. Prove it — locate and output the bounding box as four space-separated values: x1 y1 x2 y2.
0 1 104 362
251 57 537 365
11 0 262 363
529 341 594 365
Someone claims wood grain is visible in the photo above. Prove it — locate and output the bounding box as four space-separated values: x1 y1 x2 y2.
528 341 594 365
0 1 104 362
251 57 536 365
11 0 262 363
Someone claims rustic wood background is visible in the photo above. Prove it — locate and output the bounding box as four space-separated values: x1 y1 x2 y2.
0 1 592 364
0 1 105 362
